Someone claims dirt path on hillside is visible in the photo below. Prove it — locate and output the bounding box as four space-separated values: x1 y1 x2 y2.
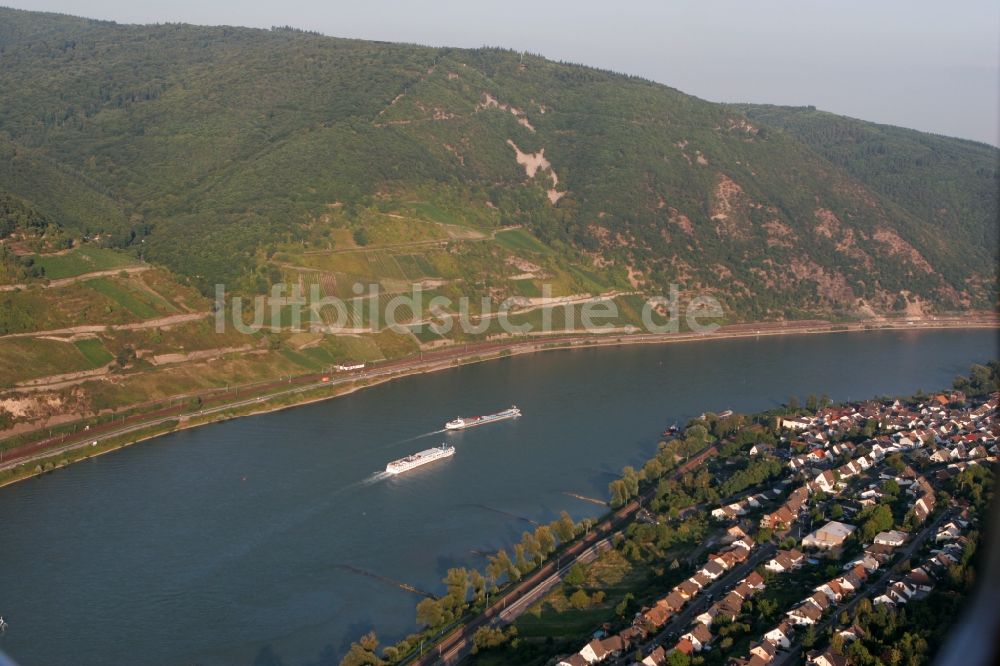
298 225 520 256
0 312 210 340
0 265 150 292
14 364 116 392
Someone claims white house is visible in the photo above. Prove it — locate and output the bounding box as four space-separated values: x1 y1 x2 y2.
936 522 963 542
681 623 713 652
802 521 857 550
578 639 609 664
763 622 794 648
873 530 908 548
787 601 823 625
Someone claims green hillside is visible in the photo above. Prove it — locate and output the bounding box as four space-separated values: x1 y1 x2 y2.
739 104 999 280
0 7 996 319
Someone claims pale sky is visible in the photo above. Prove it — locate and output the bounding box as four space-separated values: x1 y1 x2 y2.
6 0 999 145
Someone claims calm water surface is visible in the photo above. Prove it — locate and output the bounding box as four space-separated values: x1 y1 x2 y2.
0 329 996 665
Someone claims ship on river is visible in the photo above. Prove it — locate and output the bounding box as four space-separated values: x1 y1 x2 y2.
445 406 521 431
385 444 455 475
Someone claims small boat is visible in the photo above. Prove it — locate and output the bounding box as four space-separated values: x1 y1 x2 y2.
662 423 679 437
0 616 7 633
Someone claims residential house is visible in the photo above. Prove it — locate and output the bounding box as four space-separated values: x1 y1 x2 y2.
743 571 766 590
815 579 845 603
676 580 701 599
787 593 828 625
802 521 856 550
912 493 936 523
812 470 838 493
781 418 812 431
664 591 687 612
936 522 963 542
763 621 795 648
682 623 714 652
807 649 848 666
641 605 670 628
695 604 723 627
863 542 896 564
556 654 589 666
765 549 804 573
692 572 712 589
701 560 726 580
873 530 908 548
640 646 667 666
750 641 778 664
578 638 610 664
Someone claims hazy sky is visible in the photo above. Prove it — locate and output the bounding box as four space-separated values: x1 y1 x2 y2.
7 0 999 145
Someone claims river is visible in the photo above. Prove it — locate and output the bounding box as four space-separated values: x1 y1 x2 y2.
0 328 995 666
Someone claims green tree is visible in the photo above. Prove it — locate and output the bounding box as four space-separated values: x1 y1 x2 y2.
352 228 370 246
686 424 708 443
615 592 635 617
666 649 691 666
443 568 470 605
415 598 444 629
622 466 640 497
564 563 586 587
535 524 556 557
609 479 628 508
569 589 590 609
468 569 486 605
471 626 511 654
496 548 520 582
757 598 777 620
514 543 531 574
554 511 576 542
521 531 541 564
339 632 383 666
642 457 664 481
861 504 894 542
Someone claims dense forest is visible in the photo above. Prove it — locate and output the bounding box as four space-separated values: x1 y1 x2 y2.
0 7 997 318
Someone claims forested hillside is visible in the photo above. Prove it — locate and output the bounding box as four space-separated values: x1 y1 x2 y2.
0 7 996 319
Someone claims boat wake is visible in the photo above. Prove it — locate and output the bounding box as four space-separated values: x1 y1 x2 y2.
361 471 392 485
326 471 392 497
384 429 446 449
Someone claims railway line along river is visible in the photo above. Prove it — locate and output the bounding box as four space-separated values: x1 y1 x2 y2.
0 328 996 665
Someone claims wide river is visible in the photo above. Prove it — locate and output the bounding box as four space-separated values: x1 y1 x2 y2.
0 328 996 665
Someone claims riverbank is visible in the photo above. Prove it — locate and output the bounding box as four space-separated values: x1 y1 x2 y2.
1 314 996 489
